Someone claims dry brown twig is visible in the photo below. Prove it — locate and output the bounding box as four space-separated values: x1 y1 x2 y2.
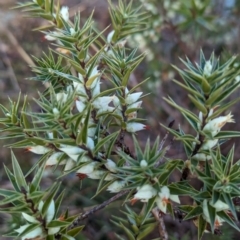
68 189 130 230
152 207 168 240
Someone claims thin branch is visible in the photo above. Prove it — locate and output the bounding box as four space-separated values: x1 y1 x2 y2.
160 121 175 152
155 120 175 167
68 189 130 230
152 207 168 240
181 110 209 180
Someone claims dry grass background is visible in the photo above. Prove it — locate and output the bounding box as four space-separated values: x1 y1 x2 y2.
1 0 240 239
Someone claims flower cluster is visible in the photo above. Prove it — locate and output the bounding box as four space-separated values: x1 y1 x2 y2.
192 111 235 161
112 88 147 133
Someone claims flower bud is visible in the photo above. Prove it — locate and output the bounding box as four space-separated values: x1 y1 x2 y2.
76 100 86 112
44 33 57 41
105 159 117 173
126 122 146 133
92 96 114 109
60 145 85 155
86 137 94 150
70 28 76 36
92 79 101 97
127 101 142 110
140 159 148 168
56 92 68 105
156 186 180 213
22 213 39 223
87 170 106 179
53 107 60 116
107 30 115 43
201 139 218 150
15 225 43 240
107 181 125 193
133 184 157 201
104 173 115 181
203 60 212 77
76 162 97 174
27 146 50 154
113 96 121 109
60 6 69 22
125 92 143 105
46 152 64 166
73 81 87 96
210 199 229 212
192 153 211 161
64 159 76 171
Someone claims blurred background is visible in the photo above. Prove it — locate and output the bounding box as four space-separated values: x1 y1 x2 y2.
0 0 240 239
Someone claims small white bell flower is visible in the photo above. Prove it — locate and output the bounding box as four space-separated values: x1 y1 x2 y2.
125 92 143 105
104 173 115 181
201 139 218 150
73 81 87 96
86 137 95 150
92 96 114 109
47 132 54 139
60 6 69 22
97 106 115 115
15 224 43 240
60 145 85 155
67 154 82 162
76 100 86 112
70 28 76 36
210 199 229 212
22 213 39 223
56 92 68 105
140 159 148 168
78 73 84 83
208 108 214 117
105 159 117 173
156 186 180 213
87 170 106 179
38 200 61 235
132 184 157 203
107 181 125 193
197 111 203 130
46 152 64 166
235 75 240 83
53 107 60 116
107 30 115 43
64 159 76 171
45 199 55 223
76 162 97 174
44 33 57 41
92 79 101 97
88 127 96 138
113 96 122 109
203 113 235 137
89 66 99 82
27 146 50 154
126 122 146 133
202 200 225 228
127 101 142 110
192 153 211 161
203 60 213 77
